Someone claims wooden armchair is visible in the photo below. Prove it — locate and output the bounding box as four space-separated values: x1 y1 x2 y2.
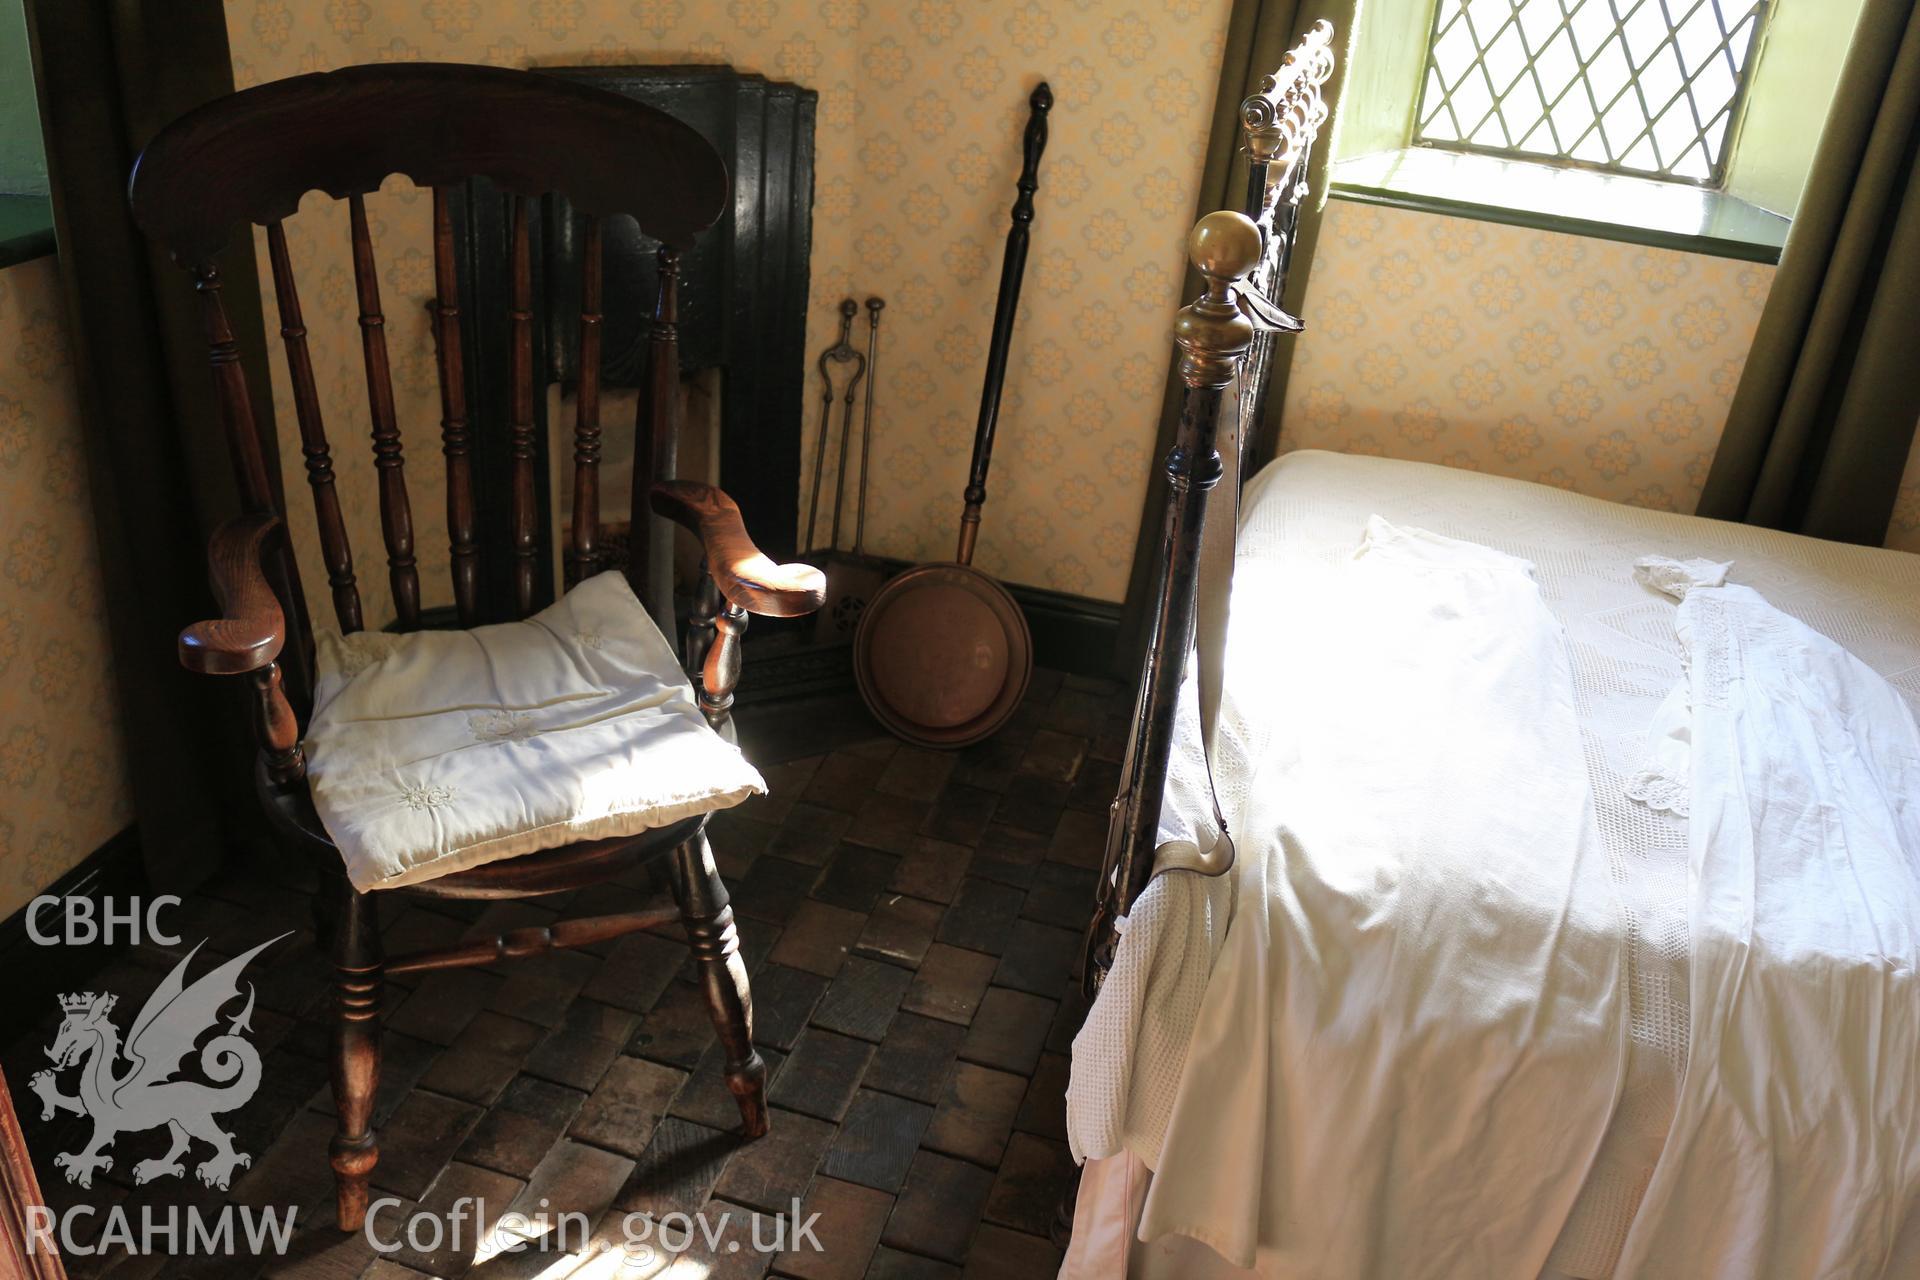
129 63 823 1230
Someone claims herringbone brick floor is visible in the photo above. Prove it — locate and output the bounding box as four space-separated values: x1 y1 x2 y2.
5 668 1128 1279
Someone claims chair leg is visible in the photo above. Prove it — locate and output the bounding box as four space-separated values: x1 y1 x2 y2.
669 830 770 1138
325 874 382 1231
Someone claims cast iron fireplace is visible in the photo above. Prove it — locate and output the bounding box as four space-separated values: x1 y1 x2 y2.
444 65 815 620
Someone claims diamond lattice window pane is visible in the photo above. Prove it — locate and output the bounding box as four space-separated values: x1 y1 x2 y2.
1414 0 1771 184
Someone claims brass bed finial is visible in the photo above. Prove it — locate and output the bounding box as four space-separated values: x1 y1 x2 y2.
1175 211 1262 390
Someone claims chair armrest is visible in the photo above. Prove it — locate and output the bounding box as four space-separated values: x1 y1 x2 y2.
649 481 826 618
179 514 287 675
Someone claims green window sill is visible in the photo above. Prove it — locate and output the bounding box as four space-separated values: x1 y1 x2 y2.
0 194 55 268
1328 148 1788 265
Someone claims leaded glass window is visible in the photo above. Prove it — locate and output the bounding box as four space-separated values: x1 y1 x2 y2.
1414 0 1771 185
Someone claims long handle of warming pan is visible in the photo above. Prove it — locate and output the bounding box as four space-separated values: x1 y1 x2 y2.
956 80 1051 568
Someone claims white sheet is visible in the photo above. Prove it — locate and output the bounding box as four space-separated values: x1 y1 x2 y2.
1068 451 1920 1278
1135 516 1628 1276
1064 1152 1611 1280
1614 559 1920 1277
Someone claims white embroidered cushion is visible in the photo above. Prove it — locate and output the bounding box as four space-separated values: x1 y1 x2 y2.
304 570 764 892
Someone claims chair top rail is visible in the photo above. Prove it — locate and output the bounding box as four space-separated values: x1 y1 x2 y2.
130 62 728 266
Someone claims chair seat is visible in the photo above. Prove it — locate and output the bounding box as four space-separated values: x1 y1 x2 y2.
258 770 704 899
304 571 763 893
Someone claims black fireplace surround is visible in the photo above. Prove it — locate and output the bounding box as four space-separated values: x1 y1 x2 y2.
445 65 815 619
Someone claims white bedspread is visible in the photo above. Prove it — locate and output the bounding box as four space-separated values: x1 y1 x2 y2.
1614 559 1920 1277
1068 451 1920 1278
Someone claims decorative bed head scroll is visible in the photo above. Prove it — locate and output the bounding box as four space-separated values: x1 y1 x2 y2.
1241 20 1337 225
1236 19 1337 472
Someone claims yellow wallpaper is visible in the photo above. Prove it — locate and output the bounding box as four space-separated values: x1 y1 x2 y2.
223 0 1236 615
1280 200 1773 515
0 257 135 920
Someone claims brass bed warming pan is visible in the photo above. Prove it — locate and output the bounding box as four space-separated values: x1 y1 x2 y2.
854 82 1051 748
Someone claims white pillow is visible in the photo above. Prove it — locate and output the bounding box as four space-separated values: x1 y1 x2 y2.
304 571 764 892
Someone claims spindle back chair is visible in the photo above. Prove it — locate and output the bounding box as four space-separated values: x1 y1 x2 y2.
129 62 824 1231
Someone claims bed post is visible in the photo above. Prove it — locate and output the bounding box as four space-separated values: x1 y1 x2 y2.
1085 212 1261 993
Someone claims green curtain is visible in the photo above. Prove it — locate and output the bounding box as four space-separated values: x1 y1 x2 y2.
25 0 282 892
1697 0 1920 544
1118 0 1359 669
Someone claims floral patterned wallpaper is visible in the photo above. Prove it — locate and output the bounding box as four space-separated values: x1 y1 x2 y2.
0 258 135 920
223 0 1236 617
1279 199 1775 516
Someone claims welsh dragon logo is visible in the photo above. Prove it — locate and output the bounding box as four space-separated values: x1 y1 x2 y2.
28 934 289 1191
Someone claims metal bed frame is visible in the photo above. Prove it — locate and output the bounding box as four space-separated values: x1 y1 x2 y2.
1084 22 1337 993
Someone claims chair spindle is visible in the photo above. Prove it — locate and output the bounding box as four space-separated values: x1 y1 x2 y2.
431 188 480 627
267 221 364 634
252 662 306 786
566 216 605 591
190 265 278 513
191 263 320 702
507 196 539 616
347 194 421 628
688 575 746 733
